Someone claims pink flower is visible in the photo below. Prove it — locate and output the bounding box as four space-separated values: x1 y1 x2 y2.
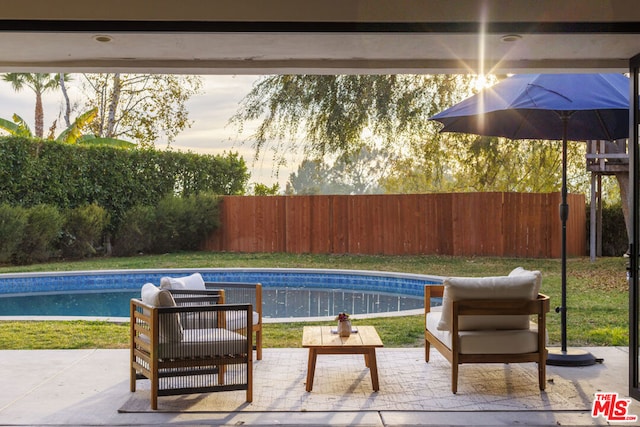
336 312 350 322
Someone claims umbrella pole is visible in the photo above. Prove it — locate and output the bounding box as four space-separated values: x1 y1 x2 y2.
561 133 568 354
547 114 597 366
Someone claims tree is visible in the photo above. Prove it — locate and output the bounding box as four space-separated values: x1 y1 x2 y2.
1 73 71 138
81 73 203 146
330 146 389 194
0 73 184 149
252 183 281 195
381 134 588 195
286 160 326 195
232 74 588 195
231 74 470 162
286 146 389 195
59 73 72 128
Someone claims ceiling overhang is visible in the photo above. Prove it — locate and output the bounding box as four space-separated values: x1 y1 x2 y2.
2 0 640 74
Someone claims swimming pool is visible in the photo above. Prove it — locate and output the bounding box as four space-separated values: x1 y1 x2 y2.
0 268 442 320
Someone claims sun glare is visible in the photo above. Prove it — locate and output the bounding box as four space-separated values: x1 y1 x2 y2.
474 74 490 92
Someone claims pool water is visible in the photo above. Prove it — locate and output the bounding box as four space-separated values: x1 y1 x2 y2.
0 287 424 319
0 268 441 319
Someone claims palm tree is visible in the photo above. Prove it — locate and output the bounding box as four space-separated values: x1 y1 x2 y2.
1 73 71 138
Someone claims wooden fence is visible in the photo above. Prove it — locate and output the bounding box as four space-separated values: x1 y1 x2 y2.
205 192 586 258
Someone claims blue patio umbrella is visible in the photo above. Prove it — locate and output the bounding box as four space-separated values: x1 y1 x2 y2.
430 73 630 366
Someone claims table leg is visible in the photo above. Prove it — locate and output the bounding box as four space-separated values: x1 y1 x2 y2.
367 349 380 392
306 349 317 392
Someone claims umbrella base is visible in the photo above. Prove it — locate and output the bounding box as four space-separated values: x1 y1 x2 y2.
546 348 598 366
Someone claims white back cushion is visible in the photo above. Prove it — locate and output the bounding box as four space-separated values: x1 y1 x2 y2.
436 271 540 332
508 267 542 295
159 273 206 290
140 283 183 342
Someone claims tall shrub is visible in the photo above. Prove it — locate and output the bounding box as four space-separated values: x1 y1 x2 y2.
586 202 628 257
60 203 110 259
152 196 186 254
13 204 63 264
0 204 27 263
157 193 221 251
113 193 221 256
151 193 222 253
187 193 221 249
111 205 156 257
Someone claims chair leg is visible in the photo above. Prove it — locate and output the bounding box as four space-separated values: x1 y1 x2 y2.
247 357 253 402
538 361 546 391
256 327 263 360
425 339 431 362
150 374 158 410
129 318 137 392
451 363 458 394
219 365 226 384
149 357 159 410
130 366 137 392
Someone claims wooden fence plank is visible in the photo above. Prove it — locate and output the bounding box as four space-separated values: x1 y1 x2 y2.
347 196 364 254
331 196 349 253
310 196 331 253
433 193 454 255
286 196 311 253
567 193 587 257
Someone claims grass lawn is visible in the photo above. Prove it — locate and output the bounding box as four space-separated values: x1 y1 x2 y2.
0 252 629 349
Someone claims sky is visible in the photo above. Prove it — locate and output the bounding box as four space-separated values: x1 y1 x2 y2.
0 75 300 189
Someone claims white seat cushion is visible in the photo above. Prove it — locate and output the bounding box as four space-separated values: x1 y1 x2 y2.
427 310 539 354
226 310 261 331
155 328 248 359
180 310 260 331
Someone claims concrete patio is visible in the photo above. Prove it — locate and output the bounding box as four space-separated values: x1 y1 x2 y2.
0 346 633 426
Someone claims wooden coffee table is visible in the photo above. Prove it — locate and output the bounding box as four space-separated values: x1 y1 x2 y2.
302 325 384 392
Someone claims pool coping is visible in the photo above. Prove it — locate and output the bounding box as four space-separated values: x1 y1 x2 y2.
0 267 444 281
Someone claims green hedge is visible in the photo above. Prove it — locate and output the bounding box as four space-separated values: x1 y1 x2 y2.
113 193 221 256
60 203 110 259
11 204 63 265
0 204 28 263
0 196 222 264
0 137 249 232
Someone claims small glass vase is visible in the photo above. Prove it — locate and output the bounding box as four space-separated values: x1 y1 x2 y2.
337 319 352 337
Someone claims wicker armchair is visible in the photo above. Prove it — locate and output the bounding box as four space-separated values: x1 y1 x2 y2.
130 284 252 410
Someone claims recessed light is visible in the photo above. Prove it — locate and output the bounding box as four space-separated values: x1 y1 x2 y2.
500 34 522 43
94 35 113 43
